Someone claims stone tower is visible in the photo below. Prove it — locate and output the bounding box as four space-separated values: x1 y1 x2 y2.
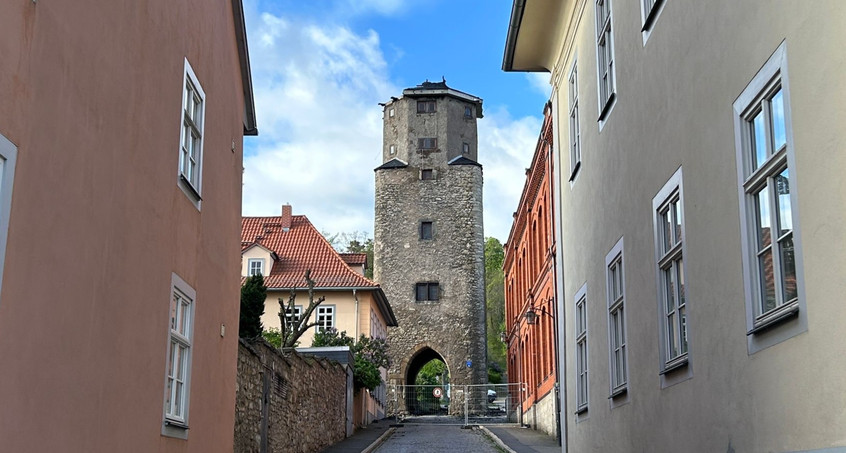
374 80 488 407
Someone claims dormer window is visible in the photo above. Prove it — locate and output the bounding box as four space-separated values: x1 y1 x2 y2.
247 258 265 276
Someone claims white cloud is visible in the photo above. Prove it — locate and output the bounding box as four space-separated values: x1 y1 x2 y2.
242 5 542 243
526 72 552 99
479 107 541 242
242 11 397 235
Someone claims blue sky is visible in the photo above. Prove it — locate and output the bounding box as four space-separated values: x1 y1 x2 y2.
241 0 550 242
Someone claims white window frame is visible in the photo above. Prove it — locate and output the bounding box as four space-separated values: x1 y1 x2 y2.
163 273 195 438
389 144 396 155
316 305 335 332
574 283 588 415
733 41 806 354
247 258 265 277
568 57 581 182
652 167 693 386
595 0 616 126
284 305 303 330
177 58 205 209
605 239 628 401
0 133 17 308
640 0 666 44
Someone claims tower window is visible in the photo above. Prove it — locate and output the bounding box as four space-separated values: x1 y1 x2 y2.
421 169 435 180
464 106 473 118
463 142 470 154
420 221 433 240
415 282 439 301
418 138 437 150
389 108 395 117
417 100 436 113
389 144 396 155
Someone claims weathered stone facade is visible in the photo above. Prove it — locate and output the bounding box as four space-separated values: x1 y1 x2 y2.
234 339 350 453
374 81 488 409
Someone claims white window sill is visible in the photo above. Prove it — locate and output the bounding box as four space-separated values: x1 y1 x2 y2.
660 354 688 375
608 386 627 399
747 300 800 335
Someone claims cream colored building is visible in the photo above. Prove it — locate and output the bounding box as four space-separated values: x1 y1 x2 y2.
241 205 397 425
504 0 846 451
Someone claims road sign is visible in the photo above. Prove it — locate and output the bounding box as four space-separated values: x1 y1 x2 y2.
433 387 443 398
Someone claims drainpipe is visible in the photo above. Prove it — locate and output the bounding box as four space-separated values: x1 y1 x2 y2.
548 96 568 452
353 289 359 339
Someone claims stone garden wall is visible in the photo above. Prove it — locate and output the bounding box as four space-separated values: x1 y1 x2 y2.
234 339 349 453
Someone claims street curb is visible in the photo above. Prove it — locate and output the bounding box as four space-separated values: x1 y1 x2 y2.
361 427 397 453
478 426 517 453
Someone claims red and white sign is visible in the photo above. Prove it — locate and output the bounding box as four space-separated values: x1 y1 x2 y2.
432 387 443 398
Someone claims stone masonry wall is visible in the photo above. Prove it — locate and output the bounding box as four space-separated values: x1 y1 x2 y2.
374 90 488 397
234 339 348 453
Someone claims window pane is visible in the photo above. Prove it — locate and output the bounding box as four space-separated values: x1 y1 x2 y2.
758 248 776 313
416 284 427 301
755 186 772 250
780 234 797 302
663 267 675 313
676 258 685 308
775 168 792 236
660 207 672 253
672 198 682 243
752 111 767 170
428 283 439 301
678 304 688 354
771 89 786 151
421 222 433 239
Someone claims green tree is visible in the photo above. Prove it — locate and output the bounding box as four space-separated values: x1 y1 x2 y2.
312 328 390 391
415 360 447 386
485 237 507 382
239 274 267 339
262 327 282 348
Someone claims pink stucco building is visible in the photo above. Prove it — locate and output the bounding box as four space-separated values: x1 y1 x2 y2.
0 1 256 451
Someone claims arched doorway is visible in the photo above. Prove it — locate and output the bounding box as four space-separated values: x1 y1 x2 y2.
403 346 449 415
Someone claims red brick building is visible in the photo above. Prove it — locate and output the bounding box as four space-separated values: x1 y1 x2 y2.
503 103 559 436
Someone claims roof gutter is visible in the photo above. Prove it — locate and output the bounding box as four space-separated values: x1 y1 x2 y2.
502 0 527 72
231 0 258 136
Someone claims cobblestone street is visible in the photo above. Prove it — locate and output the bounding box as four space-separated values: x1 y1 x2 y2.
373 424 504 453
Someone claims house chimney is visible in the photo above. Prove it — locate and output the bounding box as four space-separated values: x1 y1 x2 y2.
281 204 292 231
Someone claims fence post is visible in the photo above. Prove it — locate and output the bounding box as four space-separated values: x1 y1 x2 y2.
464 385 469 426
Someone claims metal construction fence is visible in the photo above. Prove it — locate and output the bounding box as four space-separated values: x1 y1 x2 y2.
387 383 525 426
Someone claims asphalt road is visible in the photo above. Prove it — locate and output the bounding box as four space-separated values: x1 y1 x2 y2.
373 424 505 453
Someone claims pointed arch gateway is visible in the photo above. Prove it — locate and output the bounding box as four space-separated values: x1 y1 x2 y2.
398 343 450 415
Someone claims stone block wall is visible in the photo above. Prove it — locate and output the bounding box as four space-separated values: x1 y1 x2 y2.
234 339 349 453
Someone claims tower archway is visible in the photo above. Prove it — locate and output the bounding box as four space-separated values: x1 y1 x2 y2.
398 344 450 415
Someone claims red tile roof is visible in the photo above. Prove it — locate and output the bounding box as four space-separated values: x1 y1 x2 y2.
241 215 378 290
339 253 367 266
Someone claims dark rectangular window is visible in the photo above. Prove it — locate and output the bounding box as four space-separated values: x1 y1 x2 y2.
420 221 433 240
464 106 473 118
415 282 439 301
418 138 437 150
417 100 436 113
421 169 434 180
